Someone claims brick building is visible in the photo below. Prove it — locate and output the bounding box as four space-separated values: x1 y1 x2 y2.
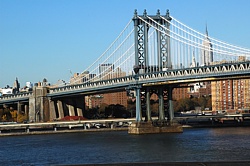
212 79 250 111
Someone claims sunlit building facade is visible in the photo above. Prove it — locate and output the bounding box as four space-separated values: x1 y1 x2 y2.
89 66 129 109
212 79 250 111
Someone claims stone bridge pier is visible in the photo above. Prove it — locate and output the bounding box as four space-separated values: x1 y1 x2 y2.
49 96 85 121
29 87 50 122
28 87 85 122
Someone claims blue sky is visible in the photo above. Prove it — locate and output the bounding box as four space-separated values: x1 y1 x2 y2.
1 0 250 88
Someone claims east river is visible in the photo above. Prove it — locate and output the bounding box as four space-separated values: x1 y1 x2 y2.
0 127 250 165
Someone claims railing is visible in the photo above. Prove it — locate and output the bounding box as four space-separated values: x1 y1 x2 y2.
0 92 32 103
1 61 250 102
48 61 250 96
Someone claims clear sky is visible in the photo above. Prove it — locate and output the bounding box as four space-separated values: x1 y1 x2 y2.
1 0 250 88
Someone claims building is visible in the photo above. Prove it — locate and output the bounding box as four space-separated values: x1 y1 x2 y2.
0 88 13 96
89 95 103 108
179 27 213 100
88 67 129 109
99 63 114 79
70 71 96 85
0 78 20 95
13 77 20 94
100 67 128 107
188 82 211 98
211 79 250 111
102 91 128 108
172 84 190 100
190 51 197 68
211 56 250 111
200 25 213 66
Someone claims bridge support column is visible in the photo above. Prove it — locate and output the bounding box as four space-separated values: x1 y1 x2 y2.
17 102 23 114
75 96 85 117
135 87 142 122
57 100 64 119
29 97 36 122
168 86 174 122
68 104 75 116
24 104 28 116
77 108 83 117
158 86 165 121
49 98 56 121
146 87 151 121
129 84 182 134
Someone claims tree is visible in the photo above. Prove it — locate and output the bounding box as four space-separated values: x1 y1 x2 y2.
105 104 115 117
17 113 28 123
127 99 136 117
10 110 18 122
1 114 7 121
173 98 198 112
174 98 188 112
83 108 99 119
198 97 207 110
206 96 212 110
151 103 159 116
113 104 128 118
99 103 108 117
0 107 12 122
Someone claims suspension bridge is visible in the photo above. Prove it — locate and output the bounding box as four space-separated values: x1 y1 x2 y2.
1 9 250 133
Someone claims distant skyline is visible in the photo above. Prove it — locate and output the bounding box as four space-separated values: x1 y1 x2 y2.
1 0 250 88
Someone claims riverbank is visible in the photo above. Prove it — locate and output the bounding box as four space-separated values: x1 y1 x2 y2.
1 116 250 137
176 116 250 128
1 123 250 137
0 118 133 137
0 127 128 137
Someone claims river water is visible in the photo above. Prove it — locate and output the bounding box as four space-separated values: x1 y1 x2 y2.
0 127 250 165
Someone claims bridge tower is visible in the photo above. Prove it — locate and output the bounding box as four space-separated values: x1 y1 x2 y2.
129 10 182 134
133 9 172 73
132 9 173 123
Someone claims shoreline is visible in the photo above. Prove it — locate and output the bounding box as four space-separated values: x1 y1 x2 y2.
0 127 128 137
1 116 250 137
1 123 250 137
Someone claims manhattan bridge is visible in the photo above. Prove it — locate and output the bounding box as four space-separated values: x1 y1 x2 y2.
1 10 250 126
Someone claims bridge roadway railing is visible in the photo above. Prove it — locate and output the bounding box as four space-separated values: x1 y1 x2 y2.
1 61 250 101
0 92 32 104
49 61 250 96
48 76 136 97
137 61 250 85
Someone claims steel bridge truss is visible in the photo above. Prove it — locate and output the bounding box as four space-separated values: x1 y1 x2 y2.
133 9 172 73
1 61 250 104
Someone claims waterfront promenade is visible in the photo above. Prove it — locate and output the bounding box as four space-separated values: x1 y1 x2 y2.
0 118 133 136
1 114 250 136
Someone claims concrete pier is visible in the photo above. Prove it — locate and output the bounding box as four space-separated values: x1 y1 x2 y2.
128 121 183 134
